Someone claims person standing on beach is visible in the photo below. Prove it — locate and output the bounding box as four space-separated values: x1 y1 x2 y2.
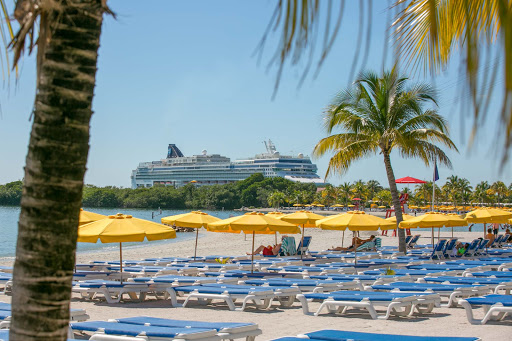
492 223 500 237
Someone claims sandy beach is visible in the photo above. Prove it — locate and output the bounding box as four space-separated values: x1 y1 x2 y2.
0 228 509 340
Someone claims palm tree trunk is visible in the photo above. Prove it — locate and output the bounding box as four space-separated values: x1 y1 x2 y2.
11 1 104 340
382 151 407 253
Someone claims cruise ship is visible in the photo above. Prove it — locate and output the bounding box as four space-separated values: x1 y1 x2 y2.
130 141 325 188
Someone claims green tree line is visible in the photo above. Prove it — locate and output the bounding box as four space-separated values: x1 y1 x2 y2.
3 175 512 209
0 174 316 209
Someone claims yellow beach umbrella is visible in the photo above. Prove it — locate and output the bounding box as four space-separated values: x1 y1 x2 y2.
78 213 176 282
465 208 512 239
316 211 394 263
293 203 303 207
280 210 325 259
399 212 450 245
384 214 415 227
79 208 107 226
208 212 299 272
445 213 468 238
161 211 220 260
266 212 286 243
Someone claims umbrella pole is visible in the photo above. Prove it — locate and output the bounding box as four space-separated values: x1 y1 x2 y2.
119 242 123 284
342 230 345 248
431 228 434 246
275 232 277 245
451 226 454 238
300 225 305 259
194 228 199 260
353 231 357 265
251 231 255 274
438 227 440 242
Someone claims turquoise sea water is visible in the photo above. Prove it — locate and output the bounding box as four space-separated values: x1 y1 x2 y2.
0 206 240 258
0 206 496 258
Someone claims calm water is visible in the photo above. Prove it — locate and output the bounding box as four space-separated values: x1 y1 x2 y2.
0 206 240 258
0 206 492 258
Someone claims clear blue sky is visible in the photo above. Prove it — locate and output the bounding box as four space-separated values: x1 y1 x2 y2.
0 1 508 189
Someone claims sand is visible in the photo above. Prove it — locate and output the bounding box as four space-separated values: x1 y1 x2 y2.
0 228 509 340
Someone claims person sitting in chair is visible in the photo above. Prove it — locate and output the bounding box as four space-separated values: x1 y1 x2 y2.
329 235 376 251
248 243 281 256
486 228 495 245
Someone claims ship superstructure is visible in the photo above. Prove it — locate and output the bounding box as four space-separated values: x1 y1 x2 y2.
131 141 325 188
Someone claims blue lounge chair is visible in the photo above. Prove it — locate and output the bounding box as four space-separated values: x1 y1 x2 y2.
363 269 447 279
460 294 512 325
442 238 458 258
467 271 512 278
242 277 363 292
70 321 219 340
474 239 490 256
271 329 480 341
407 235 421 248
420 276 512 294
296 290 441 319
297 236 312 256
72 280 150 303
113 316 261 340
460 239 480 257
370 281 490 307
407 264 483 275
310 274 407 285
170 284 298 311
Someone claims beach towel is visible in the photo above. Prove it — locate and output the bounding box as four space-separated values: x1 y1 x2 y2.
280 236 296 256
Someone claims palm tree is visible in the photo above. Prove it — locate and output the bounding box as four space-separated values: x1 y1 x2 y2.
366 180 383 203
337 182 353 204
352 180 367 200
266 1 511 162
443 175 460 206
458 178 473 207
491 181 508 206
10 1 106 340
313 69 457 252
268 191 286 209
321 184 337 206
473 181 491 205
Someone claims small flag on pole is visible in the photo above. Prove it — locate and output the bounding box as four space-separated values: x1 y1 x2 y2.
434 161 439 182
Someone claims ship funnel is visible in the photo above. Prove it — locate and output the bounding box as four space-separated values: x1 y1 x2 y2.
167 144 184 158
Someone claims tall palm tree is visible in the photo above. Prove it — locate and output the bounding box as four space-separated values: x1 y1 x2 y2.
366 180 383 203
268 191 286 209
491 181 508 206
458 178 473 207
337 182 353 204
267 1 511 161
10 1 107 340
313 69 458 252
443 175 461 206
474 181 491 204
321 184 337 206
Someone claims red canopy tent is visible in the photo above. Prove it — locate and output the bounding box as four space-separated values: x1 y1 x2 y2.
352 198 362 201
395 176 426 184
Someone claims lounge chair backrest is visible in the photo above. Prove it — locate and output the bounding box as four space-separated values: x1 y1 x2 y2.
374 237 382 248
356 240 377 252
408 235 420 248
405 236 412 244
442 238 458 258
280 236 297 256
296 236 312 255
463 239 480 257
430 239 447 259
495 235 505 247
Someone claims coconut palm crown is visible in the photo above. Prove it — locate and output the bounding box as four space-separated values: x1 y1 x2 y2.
313 68 458 252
